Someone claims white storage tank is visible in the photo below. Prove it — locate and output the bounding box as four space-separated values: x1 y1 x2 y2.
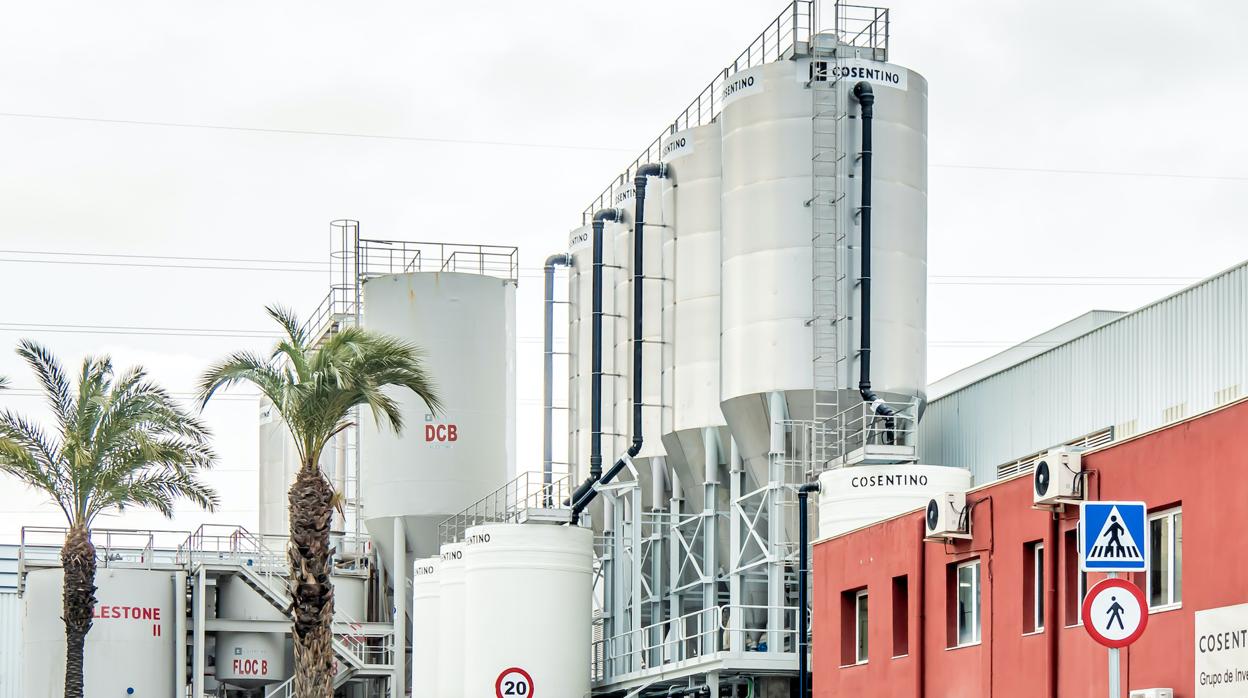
817 465 971 538
215 574 288 688
411 557 440 688
659 123 730 516
719 53 929 480
611 180 637 470
22 567 180 696
436 542 466 697
463 523 593 698
359 271 516 562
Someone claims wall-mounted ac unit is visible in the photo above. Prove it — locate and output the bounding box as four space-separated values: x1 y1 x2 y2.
1033 447 1083 506
925 491 970 540
1129 689 1173 698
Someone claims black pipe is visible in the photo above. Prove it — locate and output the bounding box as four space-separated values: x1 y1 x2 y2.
543 253 573 497
629 162 669 456
853 81 897 430
570 164 670 520
797 481 820 698
567 209 622 508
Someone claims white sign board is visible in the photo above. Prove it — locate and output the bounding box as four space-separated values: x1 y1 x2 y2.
1196 603 1248 697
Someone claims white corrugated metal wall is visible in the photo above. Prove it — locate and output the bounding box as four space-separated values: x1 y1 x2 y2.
920 261 1248 485
0 591 21 698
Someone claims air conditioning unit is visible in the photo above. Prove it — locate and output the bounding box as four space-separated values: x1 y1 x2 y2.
1129 689 1173 698
1033 447 1083 506
925 491 970 540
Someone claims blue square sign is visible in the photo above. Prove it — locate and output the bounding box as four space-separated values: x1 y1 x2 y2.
1079 501 1148 572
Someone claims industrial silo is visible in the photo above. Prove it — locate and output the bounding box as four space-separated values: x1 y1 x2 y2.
436 542 466 697
22 568 180 696
462 523 593 698
214 574 288 689
359 271 516 563
411 557 440 689
719 53 929 484
659 123 730 517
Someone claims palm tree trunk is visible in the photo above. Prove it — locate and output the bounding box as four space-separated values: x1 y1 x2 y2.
61 524 96 698
289 463 336 698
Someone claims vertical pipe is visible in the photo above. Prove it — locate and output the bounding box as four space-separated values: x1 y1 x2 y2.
393 519 407 698
192 567 205 698
916 517 926 698
797 482 820 698
543 253 573 492
174 571 187 696
1048 513 1060 698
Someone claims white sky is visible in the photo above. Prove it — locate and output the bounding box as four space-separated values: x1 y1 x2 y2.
1 0 1246 542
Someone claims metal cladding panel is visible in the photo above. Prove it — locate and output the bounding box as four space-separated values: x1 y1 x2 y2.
920 262 1248 484
436 543 466 697
0 592 20 698
411 557 440 689
462 524 593 698
360 272 515 558
719 57 928 472
257 398 299 537
23 568 177 696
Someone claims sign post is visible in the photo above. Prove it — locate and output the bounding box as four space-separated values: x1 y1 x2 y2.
1080 502 1149 698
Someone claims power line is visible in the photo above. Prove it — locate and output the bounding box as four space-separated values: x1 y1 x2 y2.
0 111 636 154
0 248 324 265
3 111 1245 182
0 257 325 274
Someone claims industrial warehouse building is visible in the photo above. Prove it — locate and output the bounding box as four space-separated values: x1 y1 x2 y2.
813 396 1248 697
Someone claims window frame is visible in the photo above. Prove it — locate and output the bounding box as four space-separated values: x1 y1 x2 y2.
1032 542 1045 632
955 559 981 647
854 589 869 664
1148 507 1183 611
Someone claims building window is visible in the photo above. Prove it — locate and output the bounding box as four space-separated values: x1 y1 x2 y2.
1024 541 1044 633
1149 508 1183 609
840 587 866 666
1063 529 1087 626
956 560 981 646
892 575 909 657
855 590 869 664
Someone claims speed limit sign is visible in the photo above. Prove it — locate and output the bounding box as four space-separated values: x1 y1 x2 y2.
495 667 534 698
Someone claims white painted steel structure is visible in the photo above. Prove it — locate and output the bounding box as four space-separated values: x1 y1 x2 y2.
23 567 180 696
411 557 440 691
436 542 467 698
921 261 1248 484
0 591 23 698
463 523 594 698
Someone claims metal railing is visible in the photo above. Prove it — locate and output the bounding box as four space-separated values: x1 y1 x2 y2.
832 2 890 53
582 1 814 222
18 526 190 589
438 470 574 543
357 239 519 282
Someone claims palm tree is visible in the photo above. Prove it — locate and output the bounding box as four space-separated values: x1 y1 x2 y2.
198 306 440 697
0 341 217 698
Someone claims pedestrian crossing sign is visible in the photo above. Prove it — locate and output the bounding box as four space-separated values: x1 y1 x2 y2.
1079 501 1148 572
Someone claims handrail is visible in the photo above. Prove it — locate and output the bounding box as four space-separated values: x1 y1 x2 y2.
438 470 574 544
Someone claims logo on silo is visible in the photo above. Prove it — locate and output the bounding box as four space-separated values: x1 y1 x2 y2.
424 413 458 445
720 73 761 106
662 135 693 161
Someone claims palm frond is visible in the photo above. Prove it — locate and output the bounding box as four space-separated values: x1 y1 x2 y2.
16 340 75 432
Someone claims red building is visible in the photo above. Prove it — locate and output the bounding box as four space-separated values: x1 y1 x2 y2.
812 398 1248 697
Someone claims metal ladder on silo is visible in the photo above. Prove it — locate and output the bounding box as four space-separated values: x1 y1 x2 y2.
807 37 848 473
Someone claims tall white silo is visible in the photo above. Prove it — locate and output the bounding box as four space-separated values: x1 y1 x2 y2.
411 557 440 689
611 181 637 472
22 568 180 696
436 543 466 698
659 123 731 517
462 523 593 698
719 54 929 483
359 271 516 564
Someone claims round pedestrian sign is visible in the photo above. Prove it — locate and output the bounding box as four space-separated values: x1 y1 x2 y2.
1081 577 1148 648
495 667 534 698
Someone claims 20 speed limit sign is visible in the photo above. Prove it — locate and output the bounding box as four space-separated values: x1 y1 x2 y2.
495 667 534 698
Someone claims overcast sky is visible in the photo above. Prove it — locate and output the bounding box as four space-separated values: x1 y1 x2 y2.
1 0 1246 542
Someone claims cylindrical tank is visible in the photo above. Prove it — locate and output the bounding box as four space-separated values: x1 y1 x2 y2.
817 465 970 538
659 123 729 516
22 567 179 696
215 574 288 688
719 54 928 478
411 557 440 689
360 271 516 562
463 524 593 698
436 542 466 697
611 181 637 470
